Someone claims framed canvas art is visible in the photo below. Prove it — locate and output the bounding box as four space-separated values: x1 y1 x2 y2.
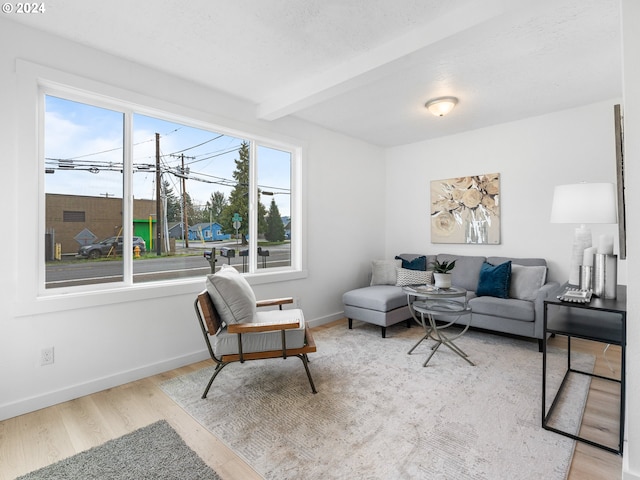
430 173 500 244
614 104 626 259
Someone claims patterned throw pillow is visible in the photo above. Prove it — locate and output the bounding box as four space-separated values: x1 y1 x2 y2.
395 267 434 286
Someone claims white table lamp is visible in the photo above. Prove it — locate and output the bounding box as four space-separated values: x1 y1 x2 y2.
550 182 617 285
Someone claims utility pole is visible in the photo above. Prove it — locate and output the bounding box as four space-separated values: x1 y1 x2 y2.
170 153 194 248
155 133 162 256
181 153 190 248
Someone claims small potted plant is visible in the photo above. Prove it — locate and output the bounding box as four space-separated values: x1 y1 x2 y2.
430 259 456 288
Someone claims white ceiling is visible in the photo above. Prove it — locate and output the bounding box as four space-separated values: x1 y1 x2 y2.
7 0 622 146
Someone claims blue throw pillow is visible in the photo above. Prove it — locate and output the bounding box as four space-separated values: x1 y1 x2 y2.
477 261 512 298
395 255 427 271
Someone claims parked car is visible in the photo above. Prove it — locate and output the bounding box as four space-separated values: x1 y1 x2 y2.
77 236 147 259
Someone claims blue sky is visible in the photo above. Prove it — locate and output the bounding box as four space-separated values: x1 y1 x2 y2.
45 95 291 216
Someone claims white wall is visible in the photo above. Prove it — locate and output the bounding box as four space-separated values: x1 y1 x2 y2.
0 18 386 420
622 0 640 477
384 101 624 285
2 21 637 480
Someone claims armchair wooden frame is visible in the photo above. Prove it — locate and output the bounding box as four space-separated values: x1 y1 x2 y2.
195 291 317 398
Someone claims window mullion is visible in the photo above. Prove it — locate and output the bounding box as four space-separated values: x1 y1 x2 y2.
38 89 47 294
248 141 258 273
122 110 133 283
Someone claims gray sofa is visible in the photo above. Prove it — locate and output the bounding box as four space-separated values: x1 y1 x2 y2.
342 253 559 350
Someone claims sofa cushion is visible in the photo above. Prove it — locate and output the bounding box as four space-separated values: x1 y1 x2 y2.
509 264 548 301
206 265 256 325
487 256 547 267
436 254 486 292
395 267 433 286
469 296 535 322
395 254 427 271
477 261 512 298
343 285 407 312
370 259 401 286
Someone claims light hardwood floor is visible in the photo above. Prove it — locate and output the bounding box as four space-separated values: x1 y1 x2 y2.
555 336 623 479
0 320 623 480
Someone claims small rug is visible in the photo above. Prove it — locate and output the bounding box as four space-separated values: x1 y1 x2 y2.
16 420 221 480
162 323 593 480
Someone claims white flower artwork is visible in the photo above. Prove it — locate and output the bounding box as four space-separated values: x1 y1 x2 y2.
430 173 501 244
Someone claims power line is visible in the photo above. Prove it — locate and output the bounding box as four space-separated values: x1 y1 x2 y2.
167 134 224 156
131 140 240 165
45 156 289 193
63 127 182 160
184 145 243 165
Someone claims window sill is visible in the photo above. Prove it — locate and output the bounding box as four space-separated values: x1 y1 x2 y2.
14 269 308 317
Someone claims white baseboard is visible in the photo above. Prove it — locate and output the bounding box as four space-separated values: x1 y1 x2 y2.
1 314 345 421
0 350 210 422
624 443 640 480
306 312 344 328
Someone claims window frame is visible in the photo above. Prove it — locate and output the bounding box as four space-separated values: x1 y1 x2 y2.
15 60 306 315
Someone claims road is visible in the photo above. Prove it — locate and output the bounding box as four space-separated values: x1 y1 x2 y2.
46 242 291 288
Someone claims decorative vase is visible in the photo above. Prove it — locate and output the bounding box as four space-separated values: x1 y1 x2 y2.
464 209 489 244
433 273 452 289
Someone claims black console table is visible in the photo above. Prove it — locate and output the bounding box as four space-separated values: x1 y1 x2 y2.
542 285 626 455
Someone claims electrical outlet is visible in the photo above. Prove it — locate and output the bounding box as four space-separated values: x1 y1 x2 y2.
41 347 54 366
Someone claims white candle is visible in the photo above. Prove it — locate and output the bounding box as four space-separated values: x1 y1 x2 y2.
583 246 597 266
597 234 614 255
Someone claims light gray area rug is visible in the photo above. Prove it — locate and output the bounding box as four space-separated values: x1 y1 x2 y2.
16 420 221 480
162 323 593 480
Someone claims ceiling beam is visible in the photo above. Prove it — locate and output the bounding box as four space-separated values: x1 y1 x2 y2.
256 0 526 121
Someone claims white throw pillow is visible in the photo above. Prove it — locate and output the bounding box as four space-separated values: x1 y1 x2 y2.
370 259 402 286
509 264 547 301
395 267 434 286
206 265 257 325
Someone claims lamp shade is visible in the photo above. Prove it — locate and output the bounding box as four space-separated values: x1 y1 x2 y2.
425 97 458 116
550 182 617 224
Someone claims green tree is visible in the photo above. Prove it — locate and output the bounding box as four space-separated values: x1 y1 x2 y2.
177 191 211 227
163 180 181 223
205 191 227 222
187 194 210 225
219 141 267 243
265 198 285 242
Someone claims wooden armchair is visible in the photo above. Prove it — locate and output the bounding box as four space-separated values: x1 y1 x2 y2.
195 290 317 399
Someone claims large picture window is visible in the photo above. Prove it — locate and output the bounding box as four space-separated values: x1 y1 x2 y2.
43 93 299 291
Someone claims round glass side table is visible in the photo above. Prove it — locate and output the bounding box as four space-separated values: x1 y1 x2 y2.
403 285 474 367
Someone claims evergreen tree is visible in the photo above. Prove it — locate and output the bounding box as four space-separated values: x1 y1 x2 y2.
185 192 210 225
265 198 285 242
220 141 267 243
184 191 196 225
205 191 227 222
163 180 181 222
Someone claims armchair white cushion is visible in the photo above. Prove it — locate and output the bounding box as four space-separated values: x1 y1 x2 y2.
206 264 256 325
213 308 307 356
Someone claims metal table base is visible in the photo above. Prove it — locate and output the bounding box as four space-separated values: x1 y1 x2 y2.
404 288 474 367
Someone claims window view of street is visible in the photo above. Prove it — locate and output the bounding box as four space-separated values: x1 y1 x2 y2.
44 95 293 289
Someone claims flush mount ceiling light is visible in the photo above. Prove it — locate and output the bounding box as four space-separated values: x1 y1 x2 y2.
425 96 458 117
